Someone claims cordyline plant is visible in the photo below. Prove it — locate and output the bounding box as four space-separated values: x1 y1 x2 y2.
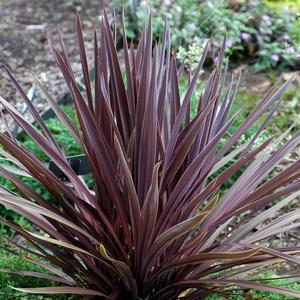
1 10 300 300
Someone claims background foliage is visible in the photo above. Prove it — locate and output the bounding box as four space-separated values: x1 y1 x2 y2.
116 0 300 71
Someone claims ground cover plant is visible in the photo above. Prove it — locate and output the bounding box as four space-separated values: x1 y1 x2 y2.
2 9 300 300
119 0 300 71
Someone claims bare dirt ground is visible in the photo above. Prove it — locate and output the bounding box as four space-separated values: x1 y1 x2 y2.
1 0 297 112
0 0 107 111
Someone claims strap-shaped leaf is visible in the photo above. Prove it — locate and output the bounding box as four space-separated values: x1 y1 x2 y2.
10 286 107 297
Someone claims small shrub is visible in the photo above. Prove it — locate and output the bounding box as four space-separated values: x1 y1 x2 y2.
1 10 300 300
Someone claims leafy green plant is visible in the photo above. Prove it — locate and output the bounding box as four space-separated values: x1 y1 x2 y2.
1 11 300 300
117 0 300 72
251 9 300 72
115 0 209 44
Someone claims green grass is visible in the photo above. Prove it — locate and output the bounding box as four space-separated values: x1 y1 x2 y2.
0 248 76 299
0 247 299 300
205 272 300 299
0 105 81 298
177 75 300 193
265 0 300 12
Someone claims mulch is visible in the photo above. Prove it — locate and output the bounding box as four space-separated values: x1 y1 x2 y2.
0 0 107 112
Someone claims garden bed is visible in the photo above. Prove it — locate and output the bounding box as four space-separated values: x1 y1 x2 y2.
0 0 300 299
1 0 300 249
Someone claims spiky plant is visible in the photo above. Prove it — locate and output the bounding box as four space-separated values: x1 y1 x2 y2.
0 10 300 300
